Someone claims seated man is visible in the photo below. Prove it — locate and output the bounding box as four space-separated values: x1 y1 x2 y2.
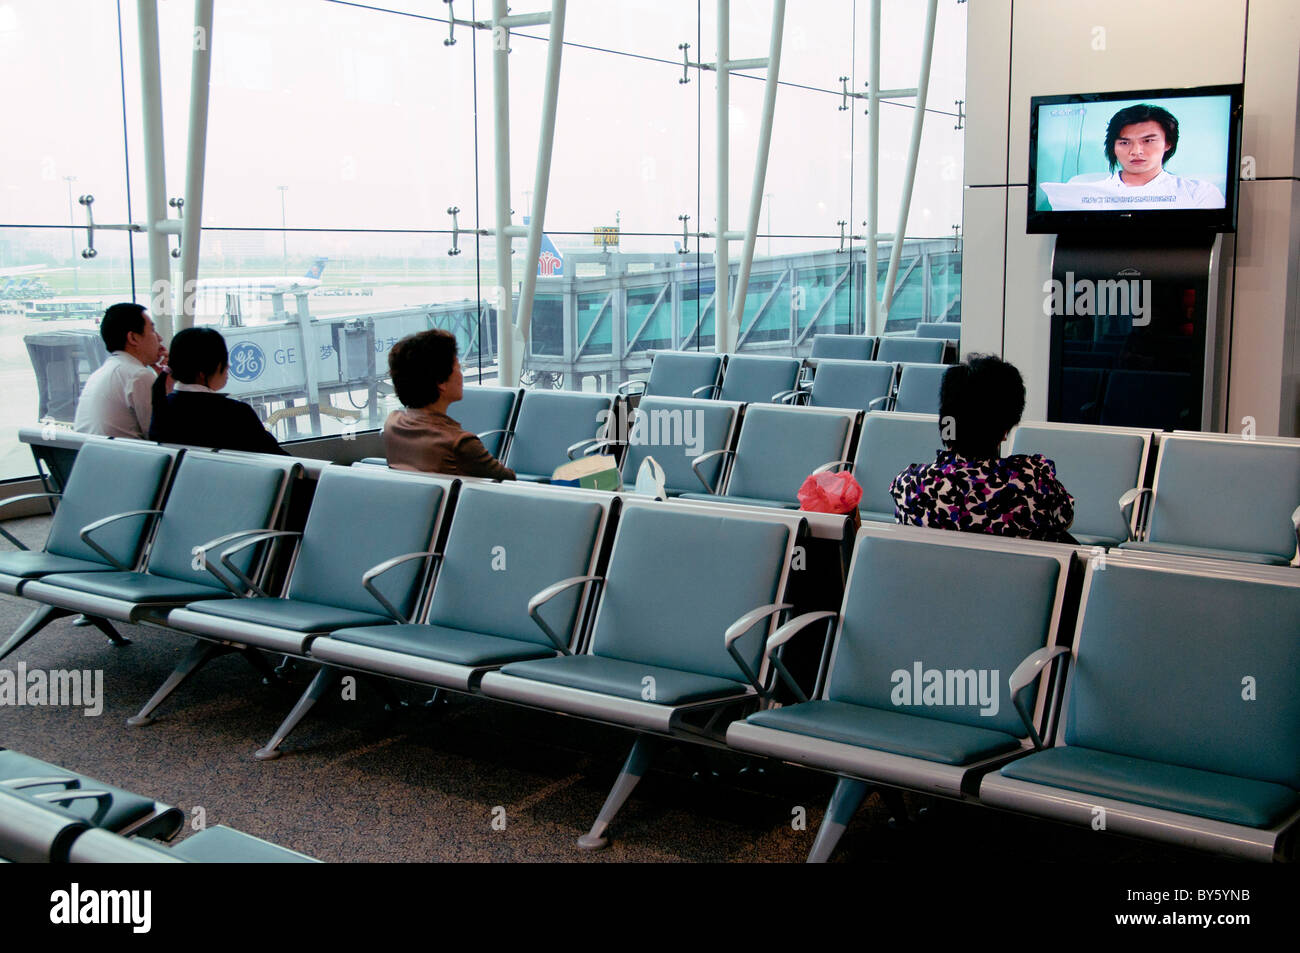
889 355 1076 542
73 302 166 438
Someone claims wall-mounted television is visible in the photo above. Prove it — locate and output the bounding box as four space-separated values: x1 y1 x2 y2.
1027 84 1243 234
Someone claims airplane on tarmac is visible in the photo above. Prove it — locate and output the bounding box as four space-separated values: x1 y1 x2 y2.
194 257 330 297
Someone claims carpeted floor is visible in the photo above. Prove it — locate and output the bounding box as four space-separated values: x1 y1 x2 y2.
0 513 1194 863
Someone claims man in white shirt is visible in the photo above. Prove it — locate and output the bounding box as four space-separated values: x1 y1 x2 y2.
73 302 166 438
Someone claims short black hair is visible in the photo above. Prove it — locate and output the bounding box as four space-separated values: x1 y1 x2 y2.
388 329 458 408
168 327 228 384
1104 103 1178 173
100 302 148 352
939 355 1026 458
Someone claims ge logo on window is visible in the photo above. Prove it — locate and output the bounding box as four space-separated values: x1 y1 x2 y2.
228 342 266 382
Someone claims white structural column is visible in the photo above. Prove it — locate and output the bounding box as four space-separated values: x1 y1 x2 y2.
136 0 174 339
714 0 732 353
178 0 215 332
880 0 937 320
730 0 786 338
492 0 516 384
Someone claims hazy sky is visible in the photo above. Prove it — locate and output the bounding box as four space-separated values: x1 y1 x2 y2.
1 0 966 256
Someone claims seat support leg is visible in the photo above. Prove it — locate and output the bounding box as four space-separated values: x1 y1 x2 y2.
239 647 283 685
255 667 342 761
85 615 129 647
578 734 662 851
807 777 871 863
0 604 74 662
127 640 232 727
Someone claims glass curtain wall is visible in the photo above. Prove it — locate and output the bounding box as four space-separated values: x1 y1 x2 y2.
0 0 965 480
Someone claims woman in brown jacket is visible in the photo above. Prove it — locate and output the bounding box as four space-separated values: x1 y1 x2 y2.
383 329 515 480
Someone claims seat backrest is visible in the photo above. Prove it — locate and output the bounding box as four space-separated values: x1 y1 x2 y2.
718 355 802 404
810 360 896 412
914 322 962 341
854 412 943 518
426 484 609 647
1010 424 1149 543
287 467 450 618
826 527 1068 738
453 386 520 457
726 405 855 504
587 503 797 682
877 336 945 364
620 397 739 495
504 390 615 479
1146 435 1300 559
893 362 948 414
811 334 876 361
144 453 294 585
647 351 723 398
44 442 176 568
1064 559 1300 789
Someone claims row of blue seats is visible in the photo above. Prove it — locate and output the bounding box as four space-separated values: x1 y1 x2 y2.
0 748 317 862
2 441 1295 861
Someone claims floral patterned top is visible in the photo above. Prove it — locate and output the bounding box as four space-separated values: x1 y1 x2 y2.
889 449 1075 541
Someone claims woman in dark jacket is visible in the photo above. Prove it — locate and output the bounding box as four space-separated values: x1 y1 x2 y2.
149 327 287 455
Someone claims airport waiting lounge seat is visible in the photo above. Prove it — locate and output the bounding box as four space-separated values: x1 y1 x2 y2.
979 551 1300 861
810 334 877 362
263 482 612 757
726 524 1073 862
876 336 945 365
678 404 857 509
776 359 895 413
479 500 806 849
699 354 802 405
500 390 617 482
892 362 948 414
618 350 723 400
1010 422 1153 548
9 452 296 666
618 397 741 497
913 321 962 343
143 466 454 739
453 385 522 458
818 411 941 523
1118 432 1300 565
66 825 320 863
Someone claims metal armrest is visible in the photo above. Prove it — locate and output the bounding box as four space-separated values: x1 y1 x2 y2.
1291 505 1300 555
565 436 624 460
2 776 79 790
1009 644 1071 749
1118 487 1151 542
33 788 113 826
475 428 511 443
527 574 602 655
867 395 890 411
220 530 302 598
191 528 283 596
617 380 648 397
690 449 732 493
724 602 793 697
78 509 164 571
812 459 853 475
0 492 62 550
362 551 441 623
761 610 838 703
691 383 721 399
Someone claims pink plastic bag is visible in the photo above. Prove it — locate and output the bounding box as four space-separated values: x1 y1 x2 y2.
797 470 863 526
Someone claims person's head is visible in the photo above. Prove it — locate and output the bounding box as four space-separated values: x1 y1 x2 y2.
388 329 462 409
938 355 1026 459
101 302 162 363
168 327 229 391
1104 104 1179 176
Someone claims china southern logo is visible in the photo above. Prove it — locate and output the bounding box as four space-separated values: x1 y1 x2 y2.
538 250 562 276
228 341 266 382
50 884 151 933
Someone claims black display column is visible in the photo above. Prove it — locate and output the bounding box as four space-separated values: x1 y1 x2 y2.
1046 234 1227 432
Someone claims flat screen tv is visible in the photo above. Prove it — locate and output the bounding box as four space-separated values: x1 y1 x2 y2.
1027 84 1243 234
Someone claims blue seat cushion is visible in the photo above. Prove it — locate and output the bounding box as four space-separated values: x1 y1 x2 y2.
167 826 316 863
185 597 393 633
746 700 1022 766
1118 541 1293 566
0 751 160 832
860 509 895 524
38 571 231 604
0 552 118 579
499 655 748 705
332 624 557 667
676 492 800 510
1000 745 1300 828
515 473 551 484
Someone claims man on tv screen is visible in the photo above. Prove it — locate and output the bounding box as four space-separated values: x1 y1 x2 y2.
1041 103 1225 211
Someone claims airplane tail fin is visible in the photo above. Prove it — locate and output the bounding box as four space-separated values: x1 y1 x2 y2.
304 256 329 280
